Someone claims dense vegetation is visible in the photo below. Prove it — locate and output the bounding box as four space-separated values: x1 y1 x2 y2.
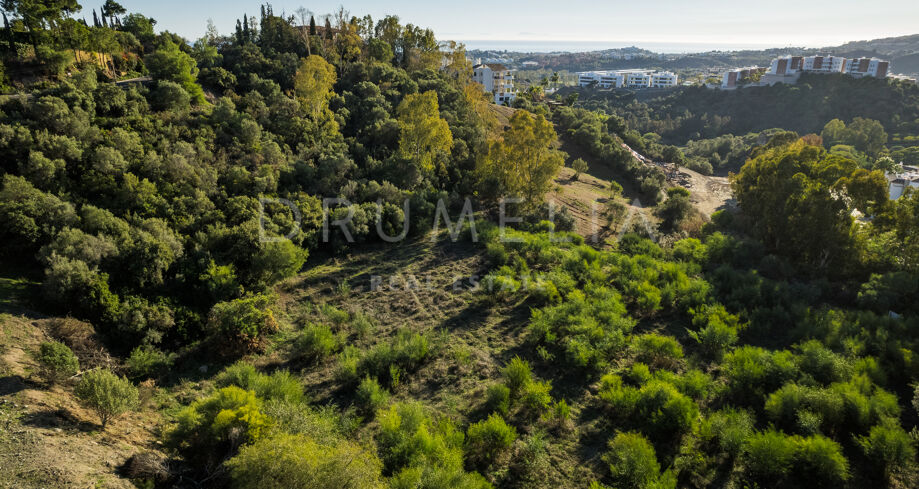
1 2 919 489
571 74 919 173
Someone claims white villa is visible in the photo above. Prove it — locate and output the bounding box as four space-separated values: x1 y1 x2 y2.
472 63 517 105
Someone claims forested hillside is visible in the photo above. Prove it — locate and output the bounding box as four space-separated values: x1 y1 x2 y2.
1 3 919 489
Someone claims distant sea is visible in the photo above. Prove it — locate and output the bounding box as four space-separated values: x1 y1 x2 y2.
461 39 781 54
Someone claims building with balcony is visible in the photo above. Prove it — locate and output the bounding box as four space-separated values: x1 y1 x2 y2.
472 63 517 105
762 55 890 86
577 69 678 89
845 57 890 78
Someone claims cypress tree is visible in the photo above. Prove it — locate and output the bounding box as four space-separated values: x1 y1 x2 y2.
236 19 243 44
242 14 249 42
309 15 316 36
93 9 100 28
324 17 332 39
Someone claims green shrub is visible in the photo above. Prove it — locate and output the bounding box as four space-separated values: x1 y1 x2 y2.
465 413 517 465
795 340 851 385
742 430 796 481
356 377 390 416
794 434 849 487
857 419 917 477
227 432 386 489
376 402 486 487
603 432 662 489
207 294 278 353
217 362 305 404
702 408 754 456
349 311 375 338
298 323 339 362
74 369 139 428
336 346 361 385
35 341 79 383
320 303 350 327
486 242 509 267
551 399 571 426
632 333 683 368
723 346 797 405
126 346 171 380
486 384 511 415
634 380 698 439
169 386 270 461
520 379 553 417
502 356 533 396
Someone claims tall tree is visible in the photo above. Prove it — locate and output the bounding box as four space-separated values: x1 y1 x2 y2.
293 54 336 116
477 110 565 207
145 39 206 104
395 90 454 174
101 0 123 26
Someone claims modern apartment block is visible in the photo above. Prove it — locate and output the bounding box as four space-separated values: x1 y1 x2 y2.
577 70 679 89
721 67 767 89
472 63 517 105
761 55 890 85
845 57 890 78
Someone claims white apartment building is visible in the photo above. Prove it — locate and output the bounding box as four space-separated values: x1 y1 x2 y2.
802 55 847 73
578 70 678 89
845 57 890 78
651 72 679 88
472 63 517 105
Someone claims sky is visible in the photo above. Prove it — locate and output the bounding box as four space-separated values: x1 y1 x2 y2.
108 0 919 51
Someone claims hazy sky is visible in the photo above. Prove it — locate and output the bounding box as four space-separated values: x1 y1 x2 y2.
107 0 919 48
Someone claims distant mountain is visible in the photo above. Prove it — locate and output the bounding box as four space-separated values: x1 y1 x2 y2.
825 34 919 58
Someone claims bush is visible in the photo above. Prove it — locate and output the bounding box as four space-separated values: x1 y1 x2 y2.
520 379 553 417
208 294 278 353
702 408 754 456
634 380 698 439
632 333 683 367
227 432 386 489
298 323 339 362
35 341 79 383
74 369 139 428
465 413 517 465
126 346 171 380
857 419 917 478
217 362 305 404
356 377 390 415
486 383 511 415
742 430 796 481
503 356 533 395
603 432 662 489
794 434 849 487
349 311 375 338
169 386 270 462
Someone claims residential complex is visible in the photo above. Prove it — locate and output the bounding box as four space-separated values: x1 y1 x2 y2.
761 55 890 85
577 70 679 89
472 63 517 105
721 66 767 89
